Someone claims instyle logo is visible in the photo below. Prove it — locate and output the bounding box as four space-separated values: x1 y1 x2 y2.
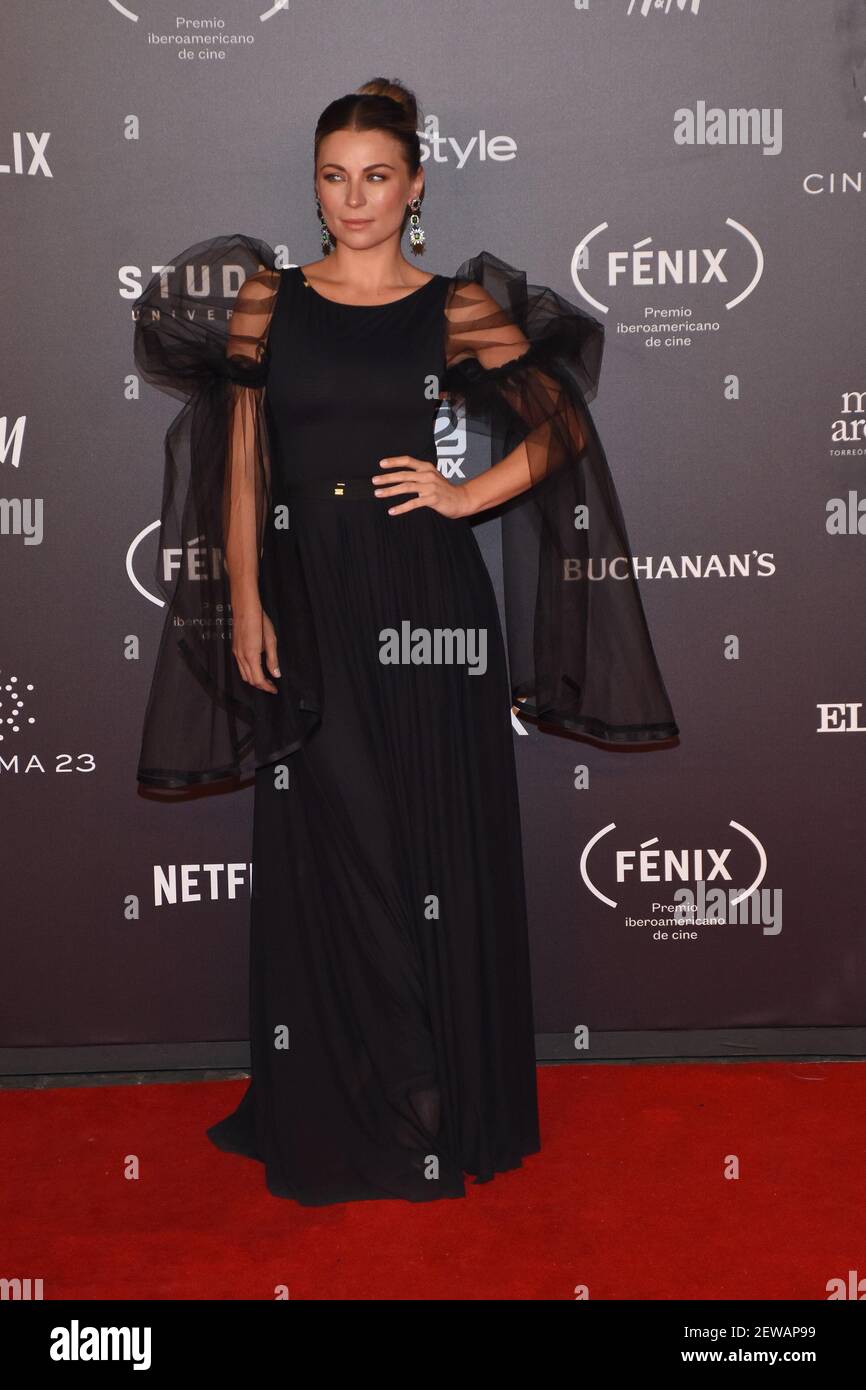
419 114 516 168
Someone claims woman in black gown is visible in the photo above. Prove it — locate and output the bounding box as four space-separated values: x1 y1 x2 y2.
133 78 678 1205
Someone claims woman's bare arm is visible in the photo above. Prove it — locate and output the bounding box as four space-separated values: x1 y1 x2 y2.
223 268 281 692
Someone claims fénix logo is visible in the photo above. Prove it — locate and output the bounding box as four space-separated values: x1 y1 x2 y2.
127 523 226 608
0 132 51 177
50 1319 151 1370
581 820 769 906
108 0 288 30
572 219 764 315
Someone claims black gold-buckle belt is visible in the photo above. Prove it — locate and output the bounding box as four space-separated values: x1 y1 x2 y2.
285 475 420 502
285 476 379 501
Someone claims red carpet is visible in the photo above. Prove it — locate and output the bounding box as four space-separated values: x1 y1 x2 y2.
2 1061 862 1300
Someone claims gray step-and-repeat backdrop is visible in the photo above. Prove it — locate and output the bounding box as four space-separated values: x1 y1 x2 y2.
2 1 864 1066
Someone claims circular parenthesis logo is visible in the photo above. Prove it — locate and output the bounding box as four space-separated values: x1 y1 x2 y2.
570 218 764 315
126 520 163 607
580 820 767 910
107 1 289 23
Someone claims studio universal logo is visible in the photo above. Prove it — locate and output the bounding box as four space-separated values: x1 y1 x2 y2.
580 820 782 935
571 219 764 316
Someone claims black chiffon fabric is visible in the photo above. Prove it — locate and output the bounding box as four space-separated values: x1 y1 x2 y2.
131 233 678 1205
441 253 679 747
133 233 678 790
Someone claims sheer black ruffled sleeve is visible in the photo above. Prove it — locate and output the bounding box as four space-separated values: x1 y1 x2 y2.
442 250 679 747
133 232 321 789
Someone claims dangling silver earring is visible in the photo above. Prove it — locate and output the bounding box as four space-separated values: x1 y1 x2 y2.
407 196 425 255
316 196 333 255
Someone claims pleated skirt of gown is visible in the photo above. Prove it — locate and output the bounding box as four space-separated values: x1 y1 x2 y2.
206 496 541 1204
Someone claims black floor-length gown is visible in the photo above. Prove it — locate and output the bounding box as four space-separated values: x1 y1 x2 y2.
132 234 678 1205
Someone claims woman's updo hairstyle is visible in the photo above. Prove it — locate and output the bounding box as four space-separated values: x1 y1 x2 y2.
313 78 423 242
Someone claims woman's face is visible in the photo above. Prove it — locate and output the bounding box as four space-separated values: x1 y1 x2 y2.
315 128 423 250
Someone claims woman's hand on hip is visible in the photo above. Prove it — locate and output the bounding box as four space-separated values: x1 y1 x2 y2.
372 456 476 518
